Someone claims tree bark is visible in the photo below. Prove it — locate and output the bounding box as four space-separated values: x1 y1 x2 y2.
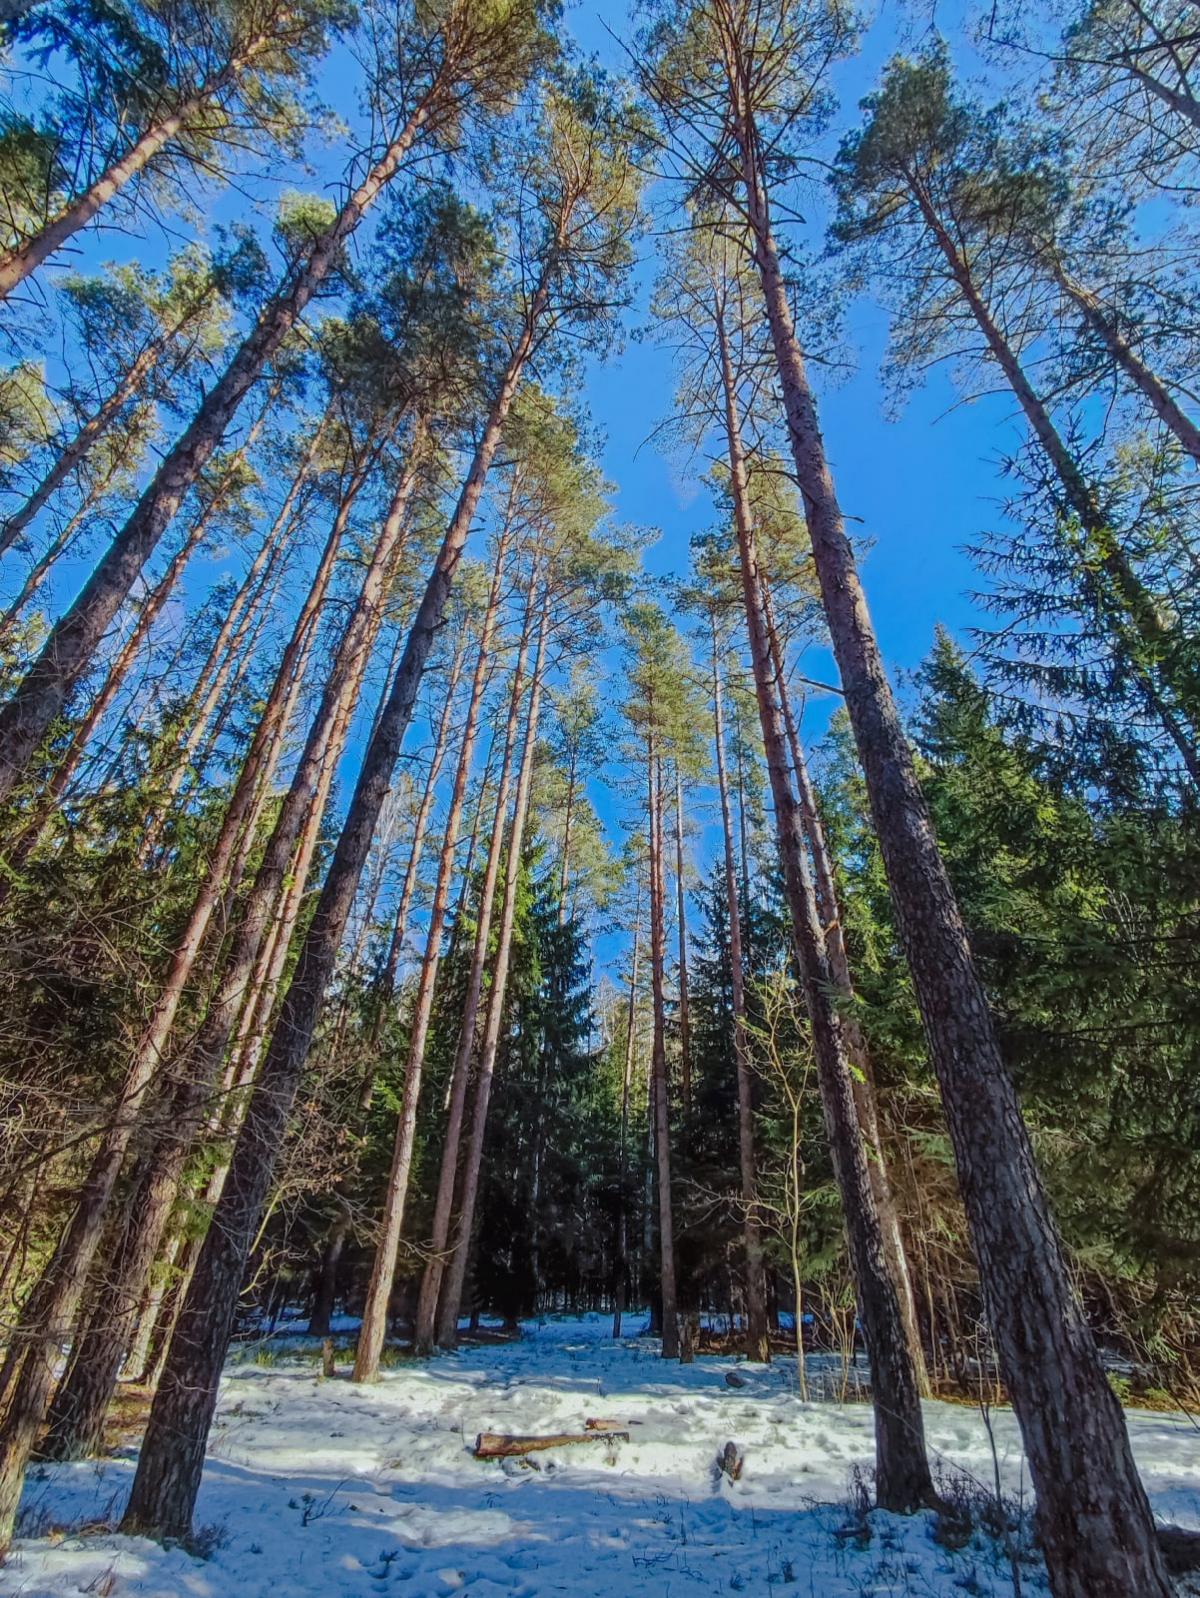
612 882 641 1340
673 766 692 1115
118 305 540 1544
1050 257 1200 464
909 176 1199 781
375 634 468 1009
352 522 511 1381
732 76 1173 1592
0 88 436 806
715 294 931 1511
34 453 418 1462
435 589 549 1345
0 290 214 556
412 576 535 1354
710 620 769 1364
760 577 926 1393
150 415 327 820
0 32 278 298
0 432 371 1549
647 738 679 1360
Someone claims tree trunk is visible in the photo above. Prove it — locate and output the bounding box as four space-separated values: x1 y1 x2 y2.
557 754 576 925
150 415 327 820
612 883 641 1340
307 1201 351 1339
0 91 435 806
0 482 106 640
0 431 372 1548
710 621 769 1364
0 38 276 299
34 453 417 1462
1 360 148 560
374 634 467 1010
118 303 541 1544
715 297 932 1511
412 578 535 1354
647 739 679 1360
761 578 926 1394
4 390 274 870
352 522 511 1381
435 589 549 1345
673 766 692 1115
910 179 1199 781
735 98 1173 1593
1050 257 1200 464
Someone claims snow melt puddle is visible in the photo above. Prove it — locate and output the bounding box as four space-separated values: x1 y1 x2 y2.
5 1312 1200 1597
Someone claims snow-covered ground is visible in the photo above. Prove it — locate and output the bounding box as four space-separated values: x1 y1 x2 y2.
5 1313 1200 1597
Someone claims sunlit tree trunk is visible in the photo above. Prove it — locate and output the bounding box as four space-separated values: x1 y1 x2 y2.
908 180 1199 781
715 296 932 1511
612 880 641 1340
35 455 419 1461
760 577 926 1393
0 295 212 556
374 636 468 1009
729 59 1172 1586
0 93 437 807
353 522 511 1381
412 579 535 1354
0 33 279 299
647 742 679 1359
709 619 769 1363
673 766 692 1115
119 296 545 1541
0 438 368 1540
150 415 328 821
436 590 549 1344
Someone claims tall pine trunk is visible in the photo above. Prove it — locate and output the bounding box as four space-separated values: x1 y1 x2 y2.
151 416 328 819
673 767 692 1115
612 885 641 1339
716 301 932 1511
375 637 467 1008
118 311 541 1544
647 737 679 1359
1047 256 1200 464
710 621 769 1364
0 435 371 1549
435 591 549 1345
353 523 511 1380
734 96 1172 1594
760 578 926 1394
0 302 205 555
33 454 419 1462
0 34 279 298
909 180 1199 781
412 582 535 1353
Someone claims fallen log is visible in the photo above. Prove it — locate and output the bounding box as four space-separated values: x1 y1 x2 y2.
474 1430 629 1459
584 1418 630 1432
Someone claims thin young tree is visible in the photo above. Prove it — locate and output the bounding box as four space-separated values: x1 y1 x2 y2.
350 532 512 1379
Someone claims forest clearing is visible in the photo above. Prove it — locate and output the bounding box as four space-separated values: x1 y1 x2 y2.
4 1313 1200 1598
2 0 1199 1594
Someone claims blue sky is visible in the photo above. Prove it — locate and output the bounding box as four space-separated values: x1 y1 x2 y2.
4 0 1038 979
563 0 1020 717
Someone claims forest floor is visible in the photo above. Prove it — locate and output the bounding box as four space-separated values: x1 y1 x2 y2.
5 1313 1200 1597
